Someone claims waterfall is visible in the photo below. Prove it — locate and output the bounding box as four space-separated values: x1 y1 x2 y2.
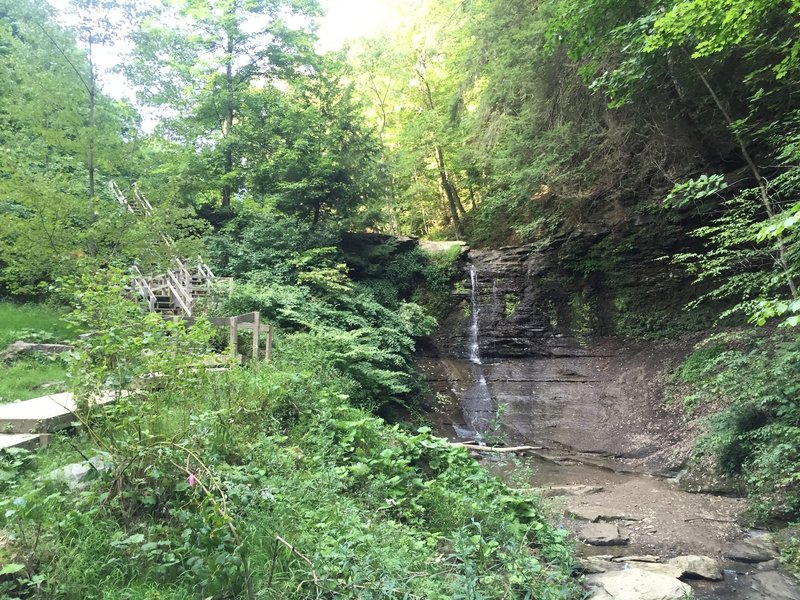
461 264 493 438
468 266 482 365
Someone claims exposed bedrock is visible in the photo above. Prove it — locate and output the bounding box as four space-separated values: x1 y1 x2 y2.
419 340 693 474
419 225 716 474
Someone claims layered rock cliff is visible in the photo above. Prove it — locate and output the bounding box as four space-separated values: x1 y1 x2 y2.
419 221 725 476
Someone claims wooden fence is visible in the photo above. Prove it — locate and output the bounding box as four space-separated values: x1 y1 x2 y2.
168 311 272 362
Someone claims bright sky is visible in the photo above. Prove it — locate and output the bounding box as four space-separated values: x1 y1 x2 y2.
317 0 397 52
48 0 397 101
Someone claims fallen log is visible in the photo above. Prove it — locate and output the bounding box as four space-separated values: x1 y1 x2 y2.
449 443 544 453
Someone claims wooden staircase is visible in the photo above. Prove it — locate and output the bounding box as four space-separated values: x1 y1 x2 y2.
110 182 226 317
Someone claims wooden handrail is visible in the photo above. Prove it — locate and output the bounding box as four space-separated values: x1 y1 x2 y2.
165 270 193 316
111 179 221 318
129 265 157 312
132 182 154 216
110 181 135 213
163 311 273 363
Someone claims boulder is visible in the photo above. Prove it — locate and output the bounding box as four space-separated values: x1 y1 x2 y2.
577 523 630 546
577 556 624 574
746 571 800 600
49 455 111 490
0 341 72 362
667 555 722 581
587 568 694 600
723 539 776 563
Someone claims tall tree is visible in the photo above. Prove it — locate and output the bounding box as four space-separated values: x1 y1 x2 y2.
126 0 320 209
0 0 142 293
242 57 382 225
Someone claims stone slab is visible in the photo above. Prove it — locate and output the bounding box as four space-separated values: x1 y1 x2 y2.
567 506 643 522
748 571 800 600
633 562 683 578
577 523 630 546
587 568 693 600
723 539 776 563
0 433 41 451
541 484 604 497
0 392 118 434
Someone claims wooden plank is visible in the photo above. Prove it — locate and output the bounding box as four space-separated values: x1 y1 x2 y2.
234 312 255 325
229 316 238 358
252 311 260 361
266 324 273 362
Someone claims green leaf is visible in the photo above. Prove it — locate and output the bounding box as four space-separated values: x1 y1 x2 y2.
118 533 145 545
0 563 25 575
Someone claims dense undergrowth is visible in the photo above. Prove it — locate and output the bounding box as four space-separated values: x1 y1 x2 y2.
206 211 458 410
0 231 578 598
669 328 800 569
0 364 577 598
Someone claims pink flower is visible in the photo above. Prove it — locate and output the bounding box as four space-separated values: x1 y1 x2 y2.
188 473 196 487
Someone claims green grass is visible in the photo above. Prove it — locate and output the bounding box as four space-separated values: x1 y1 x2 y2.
0 359 68 403
0 301 74 347
0 301 73 403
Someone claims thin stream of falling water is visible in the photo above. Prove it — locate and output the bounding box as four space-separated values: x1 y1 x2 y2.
468 266 482 365
463 265 493 437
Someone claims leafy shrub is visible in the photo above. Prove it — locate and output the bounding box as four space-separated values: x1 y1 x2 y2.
674 331 800 521
0 334 579 599
223 278 435 408
206 210 340 286
778 524 800 576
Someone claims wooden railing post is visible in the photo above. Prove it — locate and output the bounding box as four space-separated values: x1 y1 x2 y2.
266 324 273 362
252 311 260 361
229 317 238 359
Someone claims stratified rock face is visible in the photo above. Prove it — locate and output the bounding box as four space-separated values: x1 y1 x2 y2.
428 219 705 361
420 223 721 470
419 338 695 462
430 244 566 359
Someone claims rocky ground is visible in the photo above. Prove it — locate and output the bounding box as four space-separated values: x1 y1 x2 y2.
419 349 800 600
418 242 800 599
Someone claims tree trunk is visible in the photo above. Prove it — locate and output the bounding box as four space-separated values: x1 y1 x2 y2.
88 31 95 198
417 60 463 238
434 144 463 239
221 29 234 209
373 84 396 232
